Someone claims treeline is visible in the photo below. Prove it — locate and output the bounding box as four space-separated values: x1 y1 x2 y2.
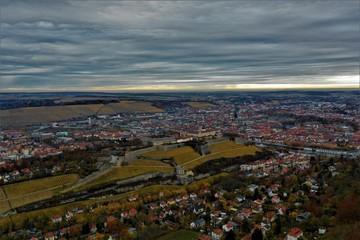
0 99 118 110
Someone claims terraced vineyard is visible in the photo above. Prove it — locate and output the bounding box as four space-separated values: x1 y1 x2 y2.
0 174 79 214
141 146 201 165
78 160 173 190
182 145 260 169
0 173 228 229
208 141 245 153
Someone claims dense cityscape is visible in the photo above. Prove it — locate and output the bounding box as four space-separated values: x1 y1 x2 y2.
1 0 359 239
0 91 359 240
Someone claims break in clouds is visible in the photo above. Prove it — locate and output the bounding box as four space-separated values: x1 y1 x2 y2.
1 0 359 90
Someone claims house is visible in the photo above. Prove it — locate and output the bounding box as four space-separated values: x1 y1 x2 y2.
190 192 198 200
121 211 129 218
51 214 62 223
128 195 138 202
271 195 281 204
167 198 176 205
318 228 326 235
296 212 310 222
160 201 167 208
175 195 183 203
198 234 212 240
222 221 234 232
129 208 137 216
263 211 276 222
286 228 303 240
90 224 97 233
193 203 204 214
211 228 223 240
150 203 159 210
190 218 206 230
65 211 73 221
276 204 287 215
235 195 246 203
44 232 55 240
59 228 68 236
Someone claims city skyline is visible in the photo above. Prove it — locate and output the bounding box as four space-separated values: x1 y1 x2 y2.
1 1 359 91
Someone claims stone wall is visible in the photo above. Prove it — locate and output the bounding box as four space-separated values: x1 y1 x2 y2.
207 137 230 145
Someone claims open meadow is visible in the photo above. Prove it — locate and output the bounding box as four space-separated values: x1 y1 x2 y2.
0 174 79 214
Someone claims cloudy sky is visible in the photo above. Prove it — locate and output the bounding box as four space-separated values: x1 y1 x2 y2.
1 0 359 91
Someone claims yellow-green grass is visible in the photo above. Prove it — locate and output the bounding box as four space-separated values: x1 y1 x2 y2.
0 174 79 214
208 141 245 153
187 101 214 108
141 146 201 165
0 173 228 229
157 230 201 240
181 145 260 169
98 101 164 115
128 159 173 169
78 165 173 190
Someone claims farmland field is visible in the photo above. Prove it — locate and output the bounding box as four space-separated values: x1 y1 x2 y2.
97 101 164 115
141 146 201 165
0 174 79 214
187 101 214 108
157 229 201 240
0 101 164 127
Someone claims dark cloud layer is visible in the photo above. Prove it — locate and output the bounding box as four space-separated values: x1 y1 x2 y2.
1 1 359 90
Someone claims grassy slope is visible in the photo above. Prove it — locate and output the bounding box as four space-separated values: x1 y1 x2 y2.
0 173 228 229
0 174 79 214
157 229 201 240
141 147 201 165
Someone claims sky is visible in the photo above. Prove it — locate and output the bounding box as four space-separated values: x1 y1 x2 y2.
1 0 359 91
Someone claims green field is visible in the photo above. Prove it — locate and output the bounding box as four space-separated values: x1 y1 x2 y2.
0 174 79 214
157 229 201 240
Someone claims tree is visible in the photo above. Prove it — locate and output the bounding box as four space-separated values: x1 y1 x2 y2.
241 218 251 233
274 216 282 235
251 228 263 240
225 230 236 240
